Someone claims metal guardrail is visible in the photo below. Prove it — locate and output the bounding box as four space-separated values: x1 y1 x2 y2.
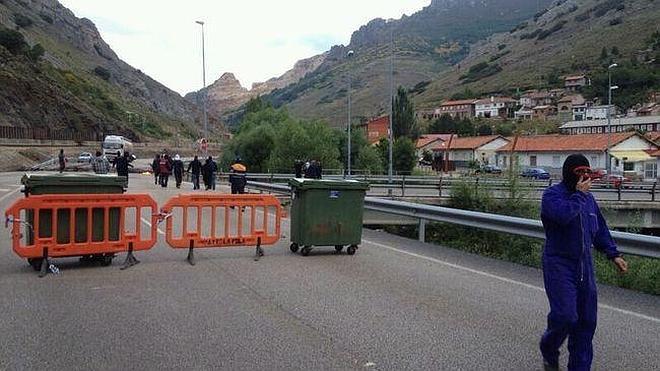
238 173 658 201
246 181 660 258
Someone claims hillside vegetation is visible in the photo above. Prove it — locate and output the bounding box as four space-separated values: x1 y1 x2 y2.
261 0 554 127
415 0 660 108
0 0 208 141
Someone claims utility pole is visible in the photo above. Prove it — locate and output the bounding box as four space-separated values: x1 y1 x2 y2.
346 50 354 178
388 24 394 192
196 20 208 155
607 63 618 173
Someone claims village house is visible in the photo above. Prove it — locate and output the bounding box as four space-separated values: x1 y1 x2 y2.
496 132 659 180
474 97 517 119
515 107 533 120
436 99 476 119
415 134 452 159
585 105 612 120
557 94 586 122
564 75 587 91
559 115 660 134
636 102 660 117
358 115 389 144
532 105 558 120
446 135 510 168
519 90 554 108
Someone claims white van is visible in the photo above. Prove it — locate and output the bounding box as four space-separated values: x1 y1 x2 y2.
102 135 133 160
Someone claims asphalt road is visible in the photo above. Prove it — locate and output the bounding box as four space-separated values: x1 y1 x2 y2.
0 172 658 370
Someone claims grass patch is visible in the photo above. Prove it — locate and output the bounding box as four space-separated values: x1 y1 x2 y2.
385 180 660 296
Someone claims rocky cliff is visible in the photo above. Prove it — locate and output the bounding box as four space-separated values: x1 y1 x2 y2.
0 0 207 140
185 53 326 117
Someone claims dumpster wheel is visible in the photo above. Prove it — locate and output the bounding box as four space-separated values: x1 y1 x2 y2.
301 246 312 256
346 245 358 255
335 245 344 253
28 258 43 271
290 243 299 253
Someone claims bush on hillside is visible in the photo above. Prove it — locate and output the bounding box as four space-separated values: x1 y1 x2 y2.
26 43 44 62
13 13 33 28
537 21 567 40
39 12 54 24
0 27 28 55
93 66 111 81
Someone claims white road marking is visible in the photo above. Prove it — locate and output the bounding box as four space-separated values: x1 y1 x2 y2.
0 187 21 203
141 217 165 235
0 188 10 192
362 239 660 324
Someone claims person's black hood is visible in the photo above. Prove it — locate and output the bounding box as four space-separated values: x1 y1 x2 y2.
562 154 590 192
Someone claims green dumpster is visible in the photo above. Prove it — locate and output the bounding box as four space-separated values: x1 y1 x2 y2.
288 178 369 256
21 173 126 269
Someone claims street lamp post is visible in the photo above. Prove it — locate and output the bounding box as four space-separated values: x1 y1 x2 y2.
346 50 354 178
388 24 394 194
196 20 208 155
606 63 618 173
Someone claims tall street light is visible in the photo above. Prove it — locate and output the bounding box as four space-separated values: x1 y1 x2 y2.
606 63 618 173
346 50 354 178
196 20 208 154
388 24 394 192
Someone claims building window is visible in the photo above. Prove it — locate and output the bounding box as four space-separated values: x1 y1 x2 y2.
590 156 598 168
597 127 603 133
530 155 537 167
644 162 658 179
623 162 635 171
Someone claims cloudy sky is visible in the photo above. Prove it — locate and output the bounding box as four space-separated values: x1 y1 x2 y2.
59 0 430 96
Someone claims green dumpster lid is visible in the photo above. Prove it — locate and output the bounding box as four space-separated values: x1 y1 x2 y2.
21 173 127 189
289 178 369 190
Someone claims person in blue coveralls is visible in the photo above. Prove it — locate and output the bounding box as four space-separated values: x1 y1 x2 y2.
539 154 628 371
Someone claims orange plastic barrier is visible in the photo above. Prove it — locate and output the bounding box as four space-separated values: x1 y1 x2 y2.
160 194 282 263
5 194 158 274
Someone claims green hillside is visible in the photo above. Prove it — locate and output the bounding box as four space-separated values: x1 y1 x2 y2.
262 0 555 127
0 0 207 141
415 0 660 108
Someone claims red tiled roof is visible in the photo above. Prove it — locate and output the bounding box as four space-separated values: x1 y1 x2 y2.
565 75 585 81
449 135 505 150
474 97 517 105
647 131 660 143
416 134 452 149
557 94 586 105
497 132 638 152
440 99 476 106
648 149 660 157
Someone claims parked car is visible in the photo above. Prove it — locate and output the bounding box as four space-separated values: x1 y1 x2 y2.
595 174 631 189
520 167 550 180
481 164 502 174
77 152 92 163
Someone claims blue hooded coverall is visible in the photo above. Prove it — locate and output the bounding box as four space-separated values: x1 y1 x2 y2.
540 182 621 370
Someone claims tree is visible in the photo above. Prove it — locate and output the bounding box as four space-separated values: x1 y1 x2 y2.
337 127 368 171
393 137 417 174
428 114 457 134
0 27 28 55
600 47 608 61
356 145 384 174
456 118 475 136
27 43 44 62
245 95 270 114
392 86 419 140
477 124 493 136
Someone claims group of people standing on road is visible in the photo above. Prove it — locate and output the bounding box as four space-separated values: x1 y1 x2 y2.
151 154 221 190
294 159 322 179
